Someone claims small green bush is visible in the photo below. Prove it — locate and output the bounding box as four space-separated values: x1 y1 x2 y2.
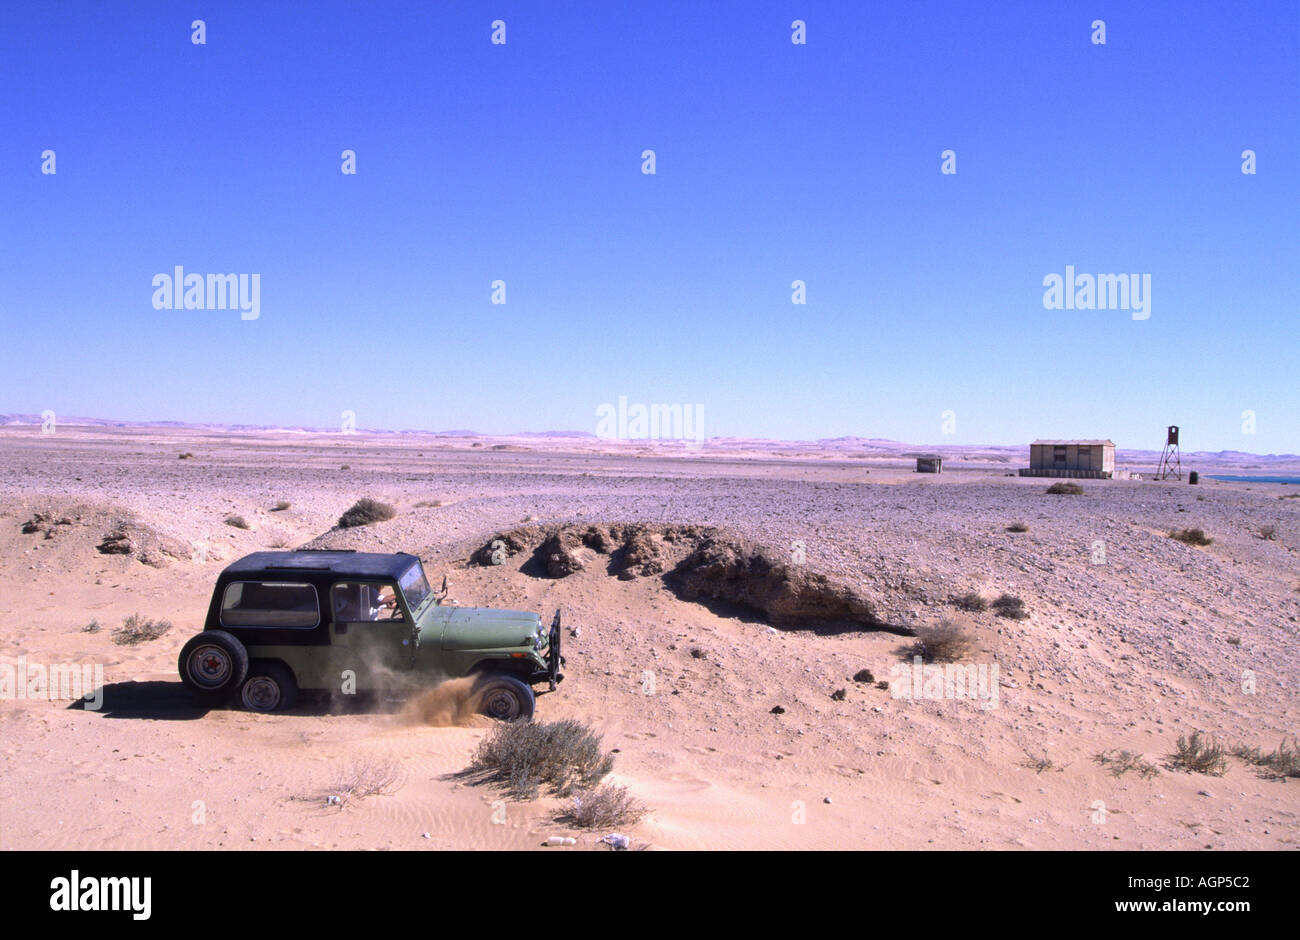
1233 739 1300 779
1169 731 1227 775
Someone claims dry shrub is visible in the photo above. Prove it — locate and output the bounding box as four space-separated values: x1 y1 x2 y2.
1169 528 1213 546
1265 740 1300 778
1169 731 1227 775
561 784 647 829
1045 482 1083 495
1258 525 1277 541
1019 749 1064 773
1093 749 1160 779
991 594 1028 620
1005 522 1029 533
910 619 975 663
112 613 172 646
951 591 988 612
271 500 291 512
304 757 400 808
1233 738 1300 779
467 719 614 800
224 514 249 529
338 498 396 528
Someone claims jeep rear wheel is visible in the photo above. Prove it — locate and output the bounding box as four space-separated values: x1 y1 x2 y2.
474 674 535 721
240 661 298 712
179 631 248 703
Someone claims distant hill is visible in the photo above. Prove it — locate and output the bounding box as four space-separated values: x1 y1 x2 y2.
0 414 1294 461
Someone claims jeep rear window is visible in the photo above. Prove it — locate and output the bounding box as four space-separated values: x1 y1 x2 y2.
220 581 319 628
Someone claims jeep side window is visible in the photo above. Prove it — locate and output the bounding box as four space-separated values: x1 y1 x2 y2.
332 582 404 623
220 581 319 628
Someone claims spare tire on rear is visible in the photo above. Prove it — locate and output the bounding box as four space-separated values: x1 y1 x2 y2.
179 630 249 703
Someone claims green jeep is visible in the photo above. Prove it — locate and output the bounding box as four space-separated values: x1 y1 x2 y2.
177 550 561 718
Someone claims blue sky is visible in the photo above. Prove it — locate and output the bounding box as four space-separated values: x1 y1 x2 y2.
1 1 1296 452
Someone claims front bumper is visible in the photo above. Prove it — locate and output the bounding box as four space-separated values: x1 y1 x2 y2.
528 609 565 690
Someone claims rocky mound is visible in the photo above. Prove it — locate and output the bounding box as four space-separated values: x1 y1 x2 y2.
469 527 545 566
667 534 881 628
20 512 76 538
470 522 889 631
15 502 195 568
96 518 190 568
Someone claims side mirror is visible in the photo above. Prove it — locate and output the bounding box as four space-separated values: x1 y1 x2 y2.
435 575 448 599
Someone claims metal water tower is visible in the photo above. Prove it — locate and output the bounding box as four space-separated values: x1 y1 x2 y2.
1157 425 1181 480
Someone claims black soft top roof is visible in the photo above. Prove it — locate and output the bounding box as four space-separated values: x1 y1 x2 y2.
221 551 420 580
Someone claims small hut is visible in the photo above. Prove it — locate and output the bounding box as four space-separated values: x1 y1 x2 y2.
1018 440 1115 479
916 455 943 474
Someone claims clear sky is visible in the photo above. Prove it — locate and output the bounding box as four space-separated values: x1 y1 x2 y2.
1 1 1296 452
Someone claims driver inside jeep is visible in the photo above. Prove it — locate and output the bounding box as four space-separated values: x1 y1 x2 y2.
372 586 403 620
332 583 404 622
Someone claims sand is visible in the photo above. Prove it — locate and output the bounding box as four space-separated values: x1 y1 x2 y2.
0 424 1297 850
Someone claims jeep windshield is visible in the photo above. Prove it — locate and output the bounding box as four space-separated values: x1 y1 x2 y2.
398 561 433 612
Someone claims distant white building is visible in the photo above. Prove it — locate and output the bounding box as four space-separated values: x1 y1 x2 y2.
1019 440 1116 479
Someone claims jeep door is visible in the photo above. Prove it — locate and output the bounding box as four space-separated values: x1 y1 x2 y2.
328 581 417 690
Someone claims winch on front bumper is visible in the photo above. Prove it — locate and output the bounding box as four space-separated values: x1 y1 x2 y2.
529 609 565 691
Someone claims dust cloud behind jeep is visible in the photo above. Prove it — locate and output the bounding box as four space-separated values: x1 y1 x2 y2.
177 550 562 718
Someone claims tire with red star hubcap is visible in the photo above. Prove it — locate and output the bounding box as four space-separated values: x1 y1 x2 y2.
179 630 249 704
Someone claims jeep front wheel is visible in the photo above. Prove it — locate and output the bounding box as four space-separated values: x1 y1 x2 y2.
474 674 535 721
179 631 248 703
240 662 298 712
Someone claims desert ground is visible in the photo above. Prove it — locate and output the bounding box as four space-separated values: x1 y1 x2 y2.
1 424 1298 850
